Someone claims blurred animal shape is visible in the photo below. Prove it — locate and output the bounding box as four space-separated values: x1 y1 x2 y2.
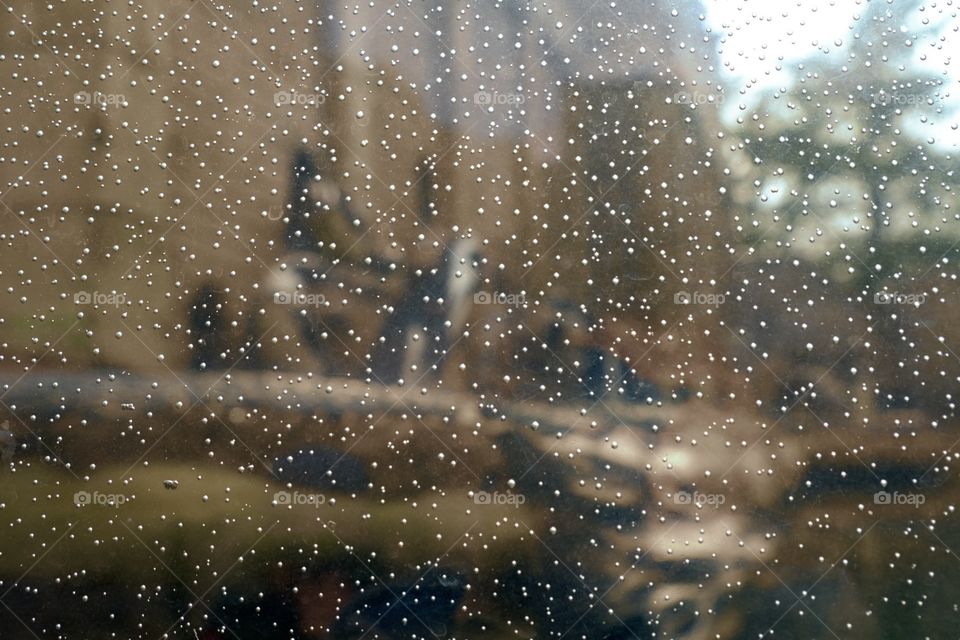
187 284 262 371
199 587 301 639
0 420 15 465
593 318 666 403
368 238 482 384
187 284 228 371
526 307 672 404
265 150 482 383
331 569 465 639
513 299 607 402
273 447 369 493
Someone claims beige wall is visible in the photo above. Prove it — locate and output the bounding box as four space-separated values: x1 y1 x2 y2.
0 0 730 392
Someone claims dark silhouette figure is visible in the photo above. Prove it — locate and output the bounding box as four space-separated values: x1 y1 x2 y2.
542 300 606 399
273 448 369 493
368 239 481 384
200 588 301 639
188 284 228 370
332 570 466 639
285 149 320 252
282 148 372 261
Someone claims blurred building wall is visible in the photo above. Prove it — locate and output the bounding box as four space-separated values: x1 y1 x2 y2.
0 0 731 399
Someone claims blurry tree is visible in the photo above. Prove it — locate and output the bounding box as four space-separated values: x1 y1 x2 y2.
728 0 960 414
734 0 957 268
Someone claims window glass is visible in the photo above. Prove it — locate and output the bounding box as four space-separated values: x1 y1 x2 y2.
1 0 958 638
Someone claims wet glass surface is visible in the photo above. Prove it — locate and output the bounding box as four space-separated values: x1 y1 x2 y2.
1 0 959 638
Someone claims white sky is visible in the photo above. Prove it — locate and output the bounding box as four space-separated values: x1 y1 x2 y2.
703 0 960 142
704 0 861 82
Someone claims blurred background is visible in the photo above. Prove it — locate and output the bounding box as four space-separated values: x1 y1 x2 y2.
0 0 959 637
